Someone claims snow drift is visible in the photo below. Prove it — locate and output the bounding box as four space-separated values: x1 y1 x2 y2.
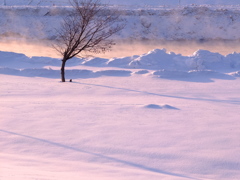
1 49 240 82
1 48 240 71
1 48 240 180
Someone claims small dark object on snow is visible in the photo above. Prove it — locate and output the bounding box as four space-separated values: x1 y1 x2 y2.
69 79 72 82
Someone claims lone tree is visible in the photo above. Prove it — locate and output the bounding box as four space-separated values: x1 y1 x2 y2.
53 0 125 82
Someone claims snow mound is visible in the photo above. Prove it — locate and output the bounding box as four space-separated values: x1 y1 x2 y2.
83 58 109 67
1 49 240 81
0 51 30 67
107 56 138 68
129 49 177 70
144 104 162 109
144 104 179 110
162 104 180 110
112 49 240 72
189 50 230 71
0 51 61 68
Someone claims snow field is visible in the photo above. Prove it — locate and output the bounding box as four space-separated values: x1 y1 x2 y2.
1 48 240 179
1 0 240 179
1 72 240 180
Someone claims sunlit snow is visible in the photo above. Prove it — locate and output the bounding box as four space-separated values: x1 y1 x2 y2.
1 1 240 180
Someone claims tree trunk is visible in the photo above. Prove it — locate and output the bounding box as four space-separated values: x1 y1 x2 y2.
61 59 66 82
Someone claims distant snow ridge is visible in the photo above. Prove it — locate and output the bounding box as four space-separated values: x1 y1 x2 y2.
1 6 240 40
1 49 240 79
104 49 240 72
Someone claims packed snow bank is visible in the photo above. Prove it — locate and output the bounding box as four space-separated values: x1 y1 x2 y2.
2 49 240 71
1 5 240 40
1 49 240 82
90 49 240 72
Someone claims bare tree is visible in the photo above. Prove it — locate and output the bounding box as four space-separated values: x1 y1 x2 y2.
53 0 125 82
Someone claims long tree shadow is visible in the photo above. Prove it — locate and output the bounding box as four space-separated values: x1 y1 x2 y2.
74 82 240 105
0 129 199 180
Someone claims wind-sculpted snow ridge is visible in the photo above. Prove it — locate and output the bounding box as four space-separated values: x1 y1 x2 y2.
1 49 240 82
1 5 240 40
106 49 240 72
2 48 240 71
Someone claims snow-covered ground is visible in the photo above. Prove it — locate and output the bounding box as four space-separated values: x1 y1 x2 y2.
1 0 240 180
1 49 240 180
